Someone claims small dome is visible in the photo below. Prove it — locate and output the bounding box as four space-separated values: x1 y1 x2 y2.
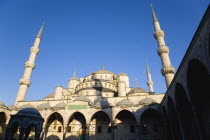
139 98 156 105
8 105 17 110
116 99 134 106
44 93 55 99
127 87 147 95
53 103 67 109
118 73 128 76
0 101 5 106
92 70 115 75
19 104 34 109
95 100 110 107
74 96 91 102
17 108 42 118
36 103 51 110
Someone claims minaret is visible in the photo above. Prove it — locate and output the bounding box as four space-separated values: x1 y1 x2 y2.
151 5 175 87
146 63 154 92
14 23 44 105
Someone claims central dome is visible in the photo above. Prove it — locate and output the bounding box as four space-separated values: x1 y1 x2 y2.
92 69 115 75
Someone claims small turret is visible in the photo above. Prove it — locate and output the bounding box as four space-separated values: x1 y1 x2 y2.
118 81 126 97
54 85 63 100
68 69 79 89
118 72 129 88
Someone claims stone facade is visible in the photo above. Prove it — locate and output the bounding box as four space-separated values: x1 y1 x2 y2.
0 4 210 140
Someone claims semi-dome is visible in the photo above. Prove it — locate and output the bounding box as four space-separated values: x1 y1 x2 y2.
116 99 134 106
8 105 17 110
139 98 156 105
0 101 5 106
19 104 34 109
127 87 147 95
92 70 115 75
74 96 91 102
95 100 110 107
118 72 128 76
53 103 67 109
36 103 51 110
16 108 42 118
44 93 55 99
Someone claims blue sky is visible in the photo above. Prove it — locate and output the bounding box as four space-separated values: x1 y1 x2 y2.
0 0 209 106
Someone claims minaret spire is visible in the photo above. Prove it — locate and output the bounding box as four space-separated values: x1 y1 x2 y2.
36 21 45 39
102 64 104 70
73 68 76 78
14 23 44 105
146 63 154 92
150 4 158 22
151 5 175 88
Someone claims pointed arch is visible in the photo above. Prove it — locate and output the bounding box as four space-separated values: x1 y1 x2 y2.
45 112 64 140
187 59 210 139
114 110 137 140
175 83 199 140
89 111 112 140
162 106 172 140
140 108 162 140
167 97 183 140
65 112 86 140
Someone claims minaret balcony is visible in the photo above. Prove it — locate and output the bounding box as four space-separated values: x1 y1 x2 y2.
161 65 175 76
25 61 35 69
157 45 169 55
30 47 40 54
19 78 31 86
154 30 164 39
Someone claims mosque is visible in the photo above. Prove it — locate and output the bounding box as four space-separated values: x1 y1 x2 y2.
0 5 210 140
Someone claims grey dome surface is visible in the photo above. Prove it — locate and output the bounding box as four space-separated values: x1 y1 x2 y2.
92 70 115 75
19 104 34 109
74 96 91 102
139 98 156 105
95 100 110 107
0 101 5 106
53 103 67 108
118 73 128 76
127 87 147 95
8 105 17 110
44 93 55 99
17 108 42 118
116 99 134 106
36 103 51 109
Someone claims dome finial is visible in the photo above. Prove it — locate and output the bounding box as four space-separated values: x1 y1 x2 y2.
73 68 77 78
102 64 104 70
150 4 158 23
135 78 138 87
